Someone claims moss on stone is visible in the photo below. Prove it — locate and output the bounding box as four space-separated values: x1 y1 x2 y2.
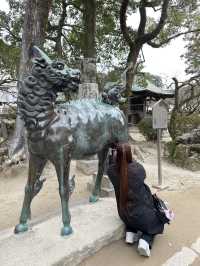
172 144 200 171
173 113 200 139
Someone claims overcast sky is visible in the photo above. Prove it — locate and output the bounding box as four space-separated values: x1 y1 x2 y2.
143 38 186 81
1 1 187 81
127 12 187 82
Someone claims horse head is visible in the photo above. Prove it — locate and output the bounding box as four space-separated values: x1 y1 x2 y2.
31 46 80 94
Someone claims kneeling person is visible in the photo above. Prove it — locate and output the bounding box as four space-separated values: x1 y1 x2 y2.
107 143 165 257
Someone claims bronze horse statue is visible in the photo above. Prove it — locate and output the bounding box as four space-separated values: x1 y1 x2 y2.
15 46 128 236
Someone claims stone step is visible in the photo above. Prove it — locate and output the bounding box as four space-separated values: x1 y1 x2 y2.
0 198 124 266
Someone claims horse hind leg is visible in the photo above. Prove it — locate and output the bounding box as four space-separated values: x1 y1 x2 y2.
14 154 47 234
89 147 109 203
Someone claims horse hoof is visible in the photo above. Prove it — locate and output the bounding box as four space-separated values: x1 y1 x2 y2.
89 194 99 203
14 223 28 234
61 225 73 236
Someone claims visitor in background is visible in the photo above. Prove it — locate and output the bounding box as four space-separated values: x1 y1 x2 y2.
107 143 165 257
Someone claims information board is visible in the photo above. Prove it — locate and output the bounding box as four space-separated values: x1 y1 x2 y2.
152 99 168 129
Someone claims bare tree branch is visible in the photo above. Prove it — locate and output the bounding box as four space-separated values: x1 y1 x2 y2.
172 74 200 115
120 0 134 48
147 29 200 48
138 2 147 36
0 78 17 86
3 26 22 42
173 74 200 88
143 0 162 8
67 1 83 12
61 33 74 51
141 0 169 43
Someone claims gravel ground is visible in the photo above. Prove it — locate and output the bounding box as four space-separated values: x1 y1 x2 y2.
0 127 199 231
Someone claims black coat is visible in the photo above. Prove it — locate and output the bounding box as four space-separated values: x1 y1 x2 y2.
107 160 164 235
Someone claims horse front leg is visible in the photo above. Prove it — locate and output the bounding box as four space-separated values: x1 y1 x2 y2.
89 147 109 203
14 153 47 234
54 147 72 236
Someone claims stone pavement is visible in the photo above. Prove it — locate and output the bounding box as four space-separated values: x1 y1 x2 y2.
0 198 124 266
79 187 200 266
1 186 200 266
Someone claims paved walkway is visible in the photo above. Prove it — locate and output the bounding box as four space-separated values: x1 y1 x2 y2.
79 187 200 266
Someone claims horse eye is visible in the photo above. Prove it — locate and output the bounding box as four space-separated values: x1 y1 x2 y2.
57 63 64 70
52 62 64 70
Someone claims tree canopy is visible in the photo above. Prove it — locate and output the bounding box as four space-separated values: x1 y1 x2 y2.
0 0 200 84
119 0 200 93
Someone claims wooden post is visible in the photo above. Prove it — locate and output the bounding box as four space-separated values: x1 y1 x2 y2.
152 100 169 190
157 128 162 186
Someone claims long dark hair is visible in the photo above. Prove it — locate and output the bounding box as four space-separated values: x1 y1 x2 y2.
116 143 133 213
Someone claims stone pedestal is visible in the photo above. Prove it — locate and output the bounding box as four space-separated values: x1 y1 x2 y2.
76 159 98 175
87 174 115 197
0 199 124 266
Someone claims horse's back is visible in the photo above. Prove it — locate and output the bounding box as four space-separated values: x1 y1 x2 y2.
59 99 123 121
57 99 128 158
58 99 126 130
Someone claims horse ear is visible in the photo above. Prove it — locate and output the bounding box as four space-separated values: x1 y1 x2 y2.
30 45 52 64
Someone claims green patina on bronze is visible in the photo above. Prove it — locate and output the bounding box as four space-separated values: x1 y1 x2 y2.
14 46 128 236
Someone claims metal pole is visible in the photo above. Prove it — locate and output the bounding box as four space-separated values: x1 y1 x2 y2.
157 128 162 186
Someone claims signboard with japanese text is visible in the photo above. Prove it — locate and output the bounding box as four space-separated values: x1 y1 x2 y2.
152 99 168 129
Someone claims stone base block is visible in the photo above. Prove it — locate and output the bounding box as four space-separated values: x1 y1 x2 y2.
76 159 98 175
101 175 114 189
87 182 115 197
101 188 115 197
0 198 124 266
87 174 115 197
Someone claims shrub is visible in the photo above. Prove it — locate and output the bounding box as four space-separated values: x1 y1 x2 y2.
137 117 157 141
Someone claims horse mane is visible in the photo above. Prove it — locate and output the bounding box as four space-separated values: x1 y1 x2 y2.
18 58 57 131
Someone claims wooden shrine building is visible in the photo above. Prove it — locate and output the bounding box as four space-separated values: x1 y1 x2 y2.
128 81 174 125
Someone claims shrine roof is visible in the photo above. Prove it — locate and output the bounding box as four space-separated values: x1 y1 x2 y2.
132 82 174 97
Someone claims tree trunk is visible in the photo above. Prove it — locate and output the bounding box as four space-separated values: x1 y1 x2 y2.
173 78 180 112
82 0 96 58
121 46 141 119
55 38 63 57
79 0 98 96
76 0 98 173
54 0 68 57
125 46 141 96
19 0 52 79
8 0 52 162
168 78 180 140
